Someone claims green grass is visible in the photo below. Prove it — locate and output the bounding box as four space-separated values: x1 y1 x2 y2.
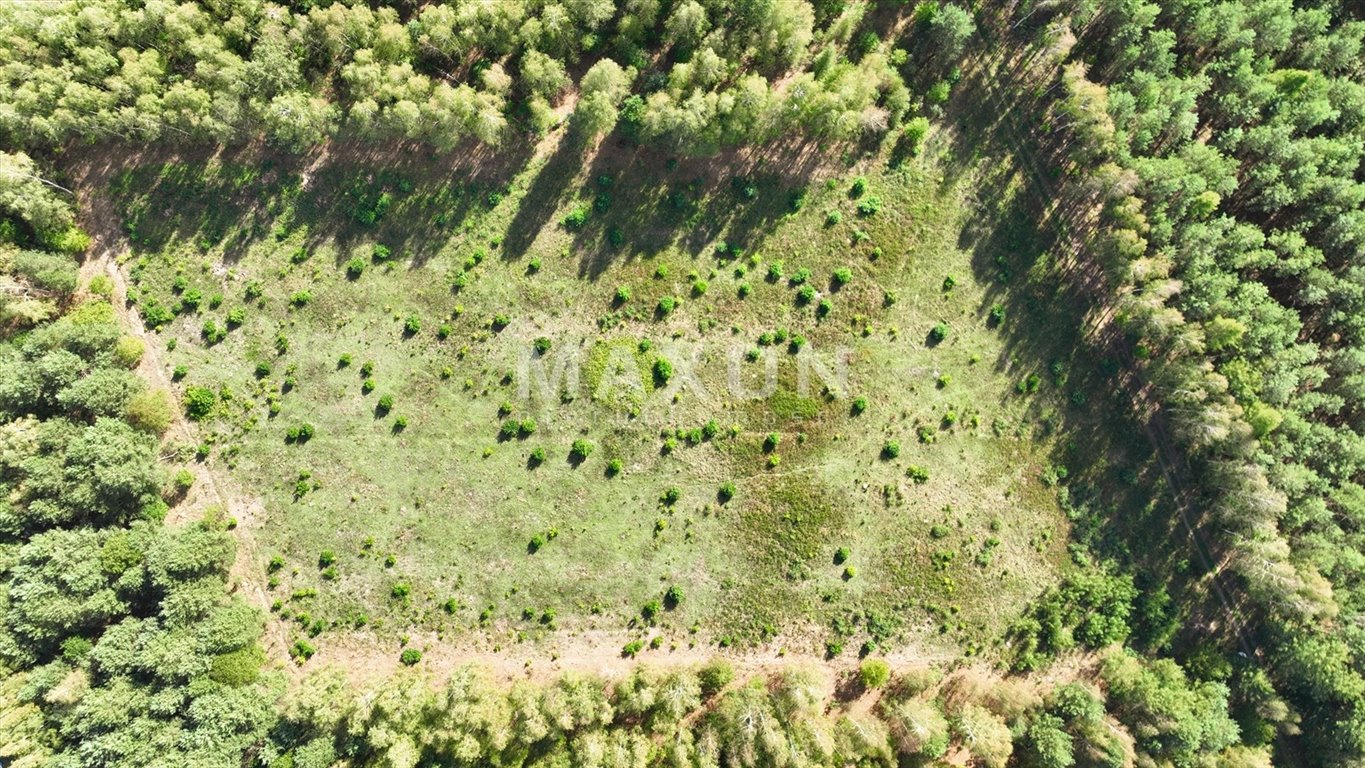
116 139 1084 659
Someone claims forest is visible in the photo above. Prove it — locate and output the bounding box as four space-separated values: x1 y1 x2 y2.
0 0 1362 767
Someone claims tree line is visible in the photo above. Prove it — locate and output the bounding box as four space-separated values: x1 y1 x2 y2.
1015 0 1365 764
0 0 976 155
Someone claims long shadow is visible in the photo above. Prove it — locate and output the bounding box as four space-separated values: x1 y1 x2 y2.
936 31 1204 654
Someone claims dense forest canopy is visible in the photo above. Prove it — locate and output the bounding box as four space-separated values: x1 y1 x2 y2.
0 0 1362 767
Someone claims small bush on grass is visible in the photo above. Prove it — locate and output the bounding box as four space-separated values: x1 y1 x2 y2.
860 658 891 688
399 648 422 666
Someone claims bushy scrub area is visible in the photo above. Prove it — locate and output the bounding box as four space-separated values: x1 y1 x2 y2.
1 0 1363 766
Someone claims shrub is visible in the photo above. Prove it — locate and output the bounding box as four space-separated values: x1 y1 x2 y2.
661 486 681 506
518 418 537 436
882 440 901 459
860 658 891 688
942 274 957 291
614 285 631 304
906 465 930 484
362 378 376 394
856 196 882 216
562 205 589 230
699 659 734 696
528 533 546 553
290 246 310 264
902 117 931 156
930 524 950 539
570 439 594 460
763 432 781 452
114 336 145 367
718 481 736 503
833 267 853 286
399 648 422 666
318 550 336 567
796 285 816 305
393 415 408 430
500 419 520 439
989 303 1006 325
391 582 411 599
492 313 510 330
767 261 784 281
126 389 173 434
377 394 394 413
652 357 673 386
289 290 311 307
372 244 392 262
404 315 421 335
529 446 546 464
183 386 216 420
641 599 662 621
201 319 225 344
656 296 677 316
437 323 452 340
664 585 684 608
291 640 316 662
621 640 643 657
606 458 622 476
929 323 949 344
825 209 843 226
226 306 246 326
850 176 868 197
851 396 868 415
345 257 366 279
843 566 857 580
737 282 752 298
534 336 552 354
791 267 811 285
834 546 851 565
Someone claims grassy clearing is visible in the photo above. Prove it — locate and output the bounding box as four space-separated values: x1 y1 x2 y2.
114 135 1083 663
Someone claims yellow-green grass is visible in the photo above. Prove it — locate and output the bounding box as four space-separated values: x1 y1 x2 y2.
115 137 1083 661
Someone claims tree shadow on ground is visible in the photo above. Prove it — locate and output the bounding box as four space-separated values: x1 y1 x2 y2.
934 31 1207 654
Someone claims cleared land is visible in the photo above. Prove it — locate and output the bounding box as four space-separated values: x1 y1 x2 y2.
107 130 1097 667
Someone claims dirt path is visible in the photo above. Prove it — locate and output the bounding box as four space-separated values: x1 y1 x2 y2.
72 157 292 660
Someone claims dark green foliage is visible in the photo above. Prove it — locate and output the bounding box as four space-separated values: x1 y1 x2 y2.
929 323 948 344
345 256 366 279
183 386 216 420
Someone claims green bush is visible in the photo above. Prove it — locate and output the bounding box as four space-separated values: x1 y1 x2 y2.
661 486 681 506
834 546 851 565
718 481 735 503
929 323 949 344
226 306 246 326
652 357 673 386
377 394 394 414
621 640 643 657
664 584 684 608
851 396 867 415
562 205 589 230
399 648 422 666
391 582 411 599
859 658 891 688
698 659 734 696
570 439 594 461
882 441 900 459
849 176 868 198
907 465 930 484
791 267 811 285
533 336 552 354
345 256 366 278
763 432 781 452
403 315 421 335
833 267 853 286
372 244 392 262
183 386 216 420
796 284 816 304
289 290 311 307
656 296 677 316
766 260 784 281
856 196 882 216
